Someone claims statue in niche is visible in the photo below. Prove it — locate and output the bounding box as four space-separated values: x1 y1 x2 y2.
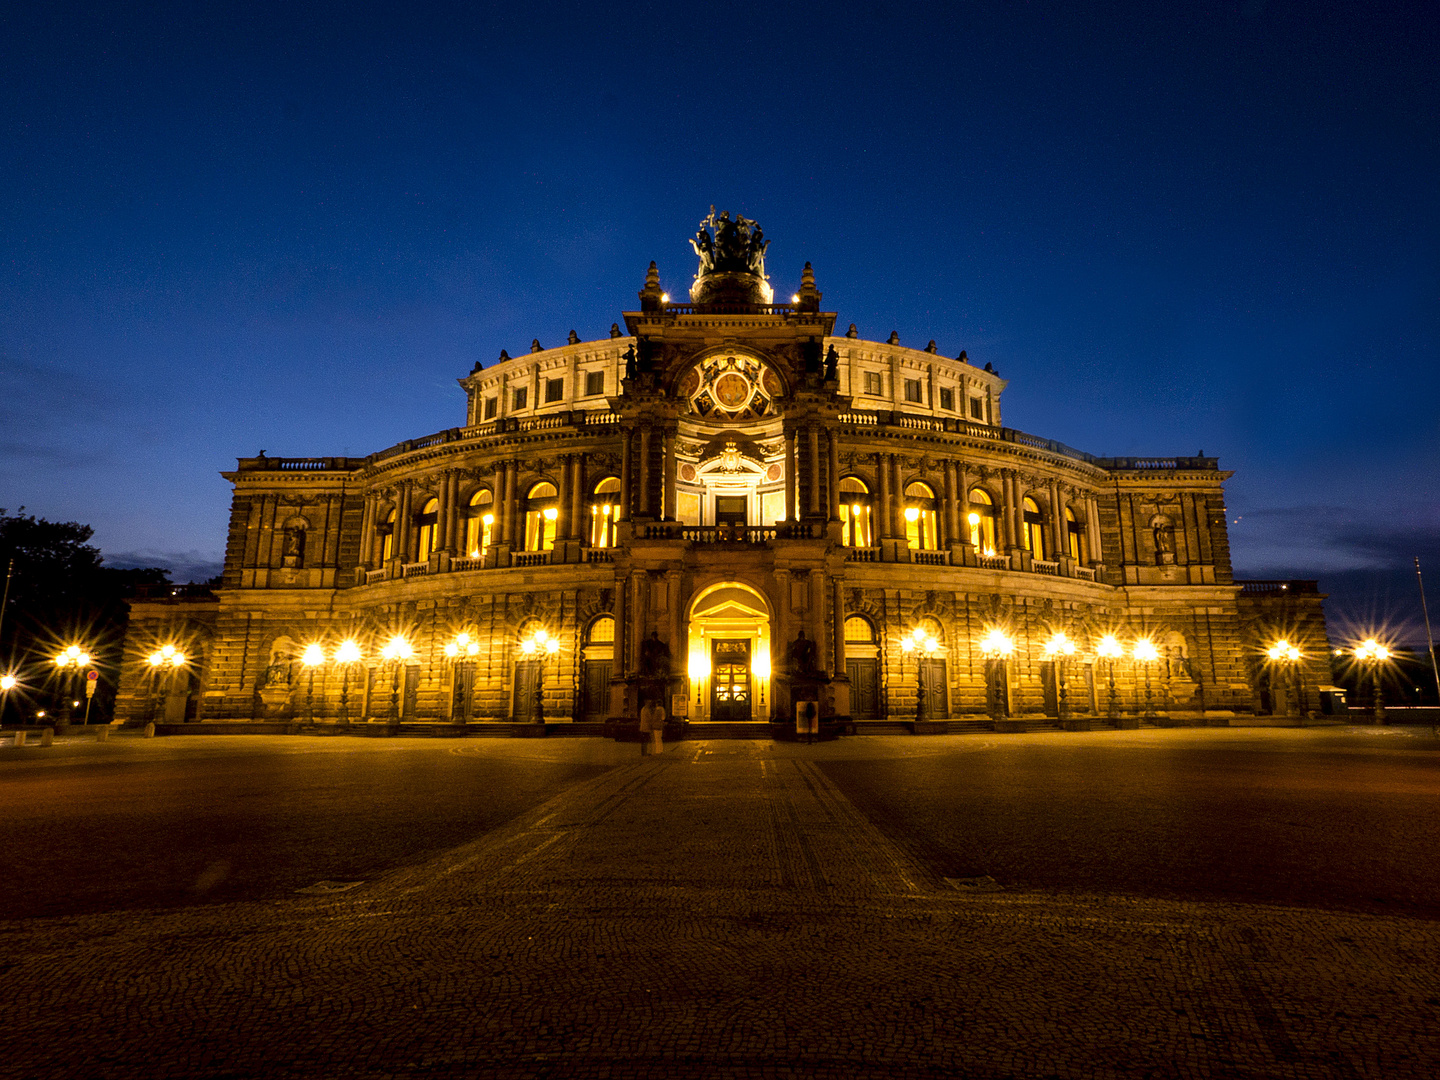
1152 516 1176 565
787 630 819 679
621 343 638 381
824 345 839 382
639 631 673 681
281 526 306 569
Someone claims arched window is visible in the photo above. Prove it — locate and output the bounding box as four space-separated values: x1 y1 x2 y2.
588 477 621 548
464 489 494 557
380 508 396 562
839 476 873 547
904 482 938 551
416 498 439 562
1065 506 1083 562
524 482 559 552
967 488 998 555
1022 496 1046 558
844 616 876 643
587 615 616 644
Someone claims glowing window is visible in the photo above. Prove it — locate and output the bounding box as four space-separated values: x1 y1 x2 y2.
587 616 615 644
1022 496 1046 558
844 617 876 643
380 508 396 562
464 489 494 557
839 476 873 548
589 477 621 548
966 488 998 555
904 481 938 551
1066 506 1083 561
524 482 558 552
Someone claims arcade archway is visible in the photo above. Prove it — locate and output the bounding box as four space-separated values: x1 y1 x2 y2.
686 582 773 722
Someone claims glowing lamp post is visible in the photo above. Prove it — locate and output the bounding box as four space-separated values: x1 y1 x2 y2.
54 644 93 730
1355 638 1390 723
145 644 185 725
1043 631 1077 722
380 635 414 731
300 643 325 727
688 646 710 713
980 628 1013 721
1132 638 1159 720
1096 634 1123 722
519 629 560 723
1266 640 1304 718
334 639 362 727
1 673 16 727
901 628 939 722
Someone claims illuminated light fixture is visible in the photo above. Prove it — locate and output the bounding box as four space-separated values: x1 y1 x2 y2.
1355 638 1390 662
1096 634 1123 659
380 636 413 662
1043 631 1076 658
146 644 184 669
519 629 559 658
1266 639 1302 663
0 674 16 691
661 293 670 303
754 644 771 679
904 506 920 522
445 632 481 659
688 648 711 680
543 507 558 521
902 628 938 654
851 504 862 516
792 294 800 303
335 640 362 664
57 644 93 668
980 628 1013 658
301 643 325 667
968 512 981 526
1132 638 1159 663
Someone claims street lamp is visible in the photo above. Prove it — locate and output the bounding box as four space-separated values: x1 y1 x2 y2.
979 628 1013 721
1266 639 1304 718
901 627 939 722
444 631 481 725
1 673 16 728
145 644 186 724
54 644 93 731
1043 631 1077 722
1132 638 1159 720
1096 634 1123 722
333 639 362 726
380 635 414 731
1355 638 1390 724
519 628 560 723
301 642 325 728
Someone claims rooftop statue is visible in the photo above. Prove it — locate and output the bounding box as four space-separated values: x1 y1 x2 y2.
690 206 769 281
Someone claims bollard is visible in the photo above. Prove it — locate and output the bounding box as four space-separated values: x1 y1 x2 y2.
12 731 25 747
143 722 156 738
96 727 110 742
40 728 54 747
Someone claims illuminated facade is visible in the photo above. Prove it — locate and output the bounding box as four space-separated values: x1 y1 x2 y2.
118 213 1330 731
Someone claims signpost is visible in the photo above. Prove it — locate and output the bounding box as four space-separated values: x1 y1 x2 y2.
83 669 98 725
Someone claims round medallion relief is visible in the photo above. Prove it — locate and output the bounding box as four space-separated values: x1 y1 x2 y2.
680 463 697 482
766 464 782 482
762 368 784 398
713 372 751 409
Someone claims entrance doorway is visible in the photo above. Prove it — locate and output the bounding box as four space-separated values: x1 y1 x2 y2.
711 639 752 721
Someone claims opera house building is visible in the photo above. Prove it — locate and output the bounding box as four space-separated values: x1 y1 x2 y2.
118 212 1329 734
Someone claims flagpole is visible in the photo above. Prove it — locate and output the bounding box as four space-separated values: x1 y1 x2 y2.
1417 557 1440 729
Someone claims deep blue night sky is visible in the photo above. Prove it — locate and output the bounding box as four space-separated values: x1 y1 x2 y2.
2 1 1436 640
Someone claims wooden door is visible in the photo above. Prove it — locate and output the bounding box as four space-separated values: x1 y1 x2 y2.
921 658 947 719
583 660 612 721
710 639 752 721
513 660 542 721
846 658 880 720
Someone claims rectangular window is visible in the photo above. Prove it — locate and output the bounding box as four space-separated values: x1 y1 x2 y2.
483 396 497 420
903 378 922 403
545 377 564 403
939 387 954 411
585 370 605 396
513 387 528 410
863 371 882 396
969 396 985 421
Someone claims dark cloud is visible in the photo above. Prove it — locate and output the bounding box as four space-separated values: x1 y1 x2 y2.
1236 504 1440 571
103 549 223 584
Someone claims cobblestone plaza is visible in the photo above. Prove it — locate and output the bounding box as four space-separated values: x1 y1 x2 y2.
2 728 1437 1079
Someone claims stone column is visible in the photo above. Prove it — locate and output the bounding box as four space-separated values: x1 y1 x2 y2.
891 455 904 538
435 472 451 554
446 471 461 553
832 577 848 674
774 569 791 674
1085 495 1101 564
359 495 375 567
811 568 829 676
507 461 521 547
877 453 892 539
397 482 413 562
1002 472 1019 551
613 575 628 677
494 463 509 546
827 429 840 521
663 430 677 520
570 454 585 541
638 425 652 517
618 429 632 523
784 428 798 521
942 460 958 548
808 425 822 516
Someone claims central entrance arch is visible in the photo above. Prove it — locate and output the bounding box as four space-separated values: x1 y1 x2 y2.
686 582 772 722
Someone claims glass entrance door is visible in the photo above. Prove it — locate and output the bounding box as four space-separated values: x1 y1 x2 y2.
710 639 752 721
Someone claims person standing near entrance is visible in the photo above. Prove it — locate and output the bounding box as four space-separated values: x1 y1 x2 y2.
640 698 666 756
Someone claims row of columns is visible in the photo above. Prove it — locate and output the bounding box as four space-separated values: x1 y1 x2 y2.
783 424 842 521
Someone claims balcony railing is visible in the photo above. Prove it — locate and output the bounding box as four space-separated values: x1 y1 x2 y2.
846 547 881 562
365 568 387 584
401 561 430 578
584 548 614 563
1032 559 1059 576
912 550 947 566
450 556 485 572
513 551 551 567
1074 565 1097 581
977 553 1011 570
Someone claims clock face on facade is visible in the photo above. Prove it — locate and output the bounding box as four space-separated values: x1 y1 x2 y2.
684 353 778 421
